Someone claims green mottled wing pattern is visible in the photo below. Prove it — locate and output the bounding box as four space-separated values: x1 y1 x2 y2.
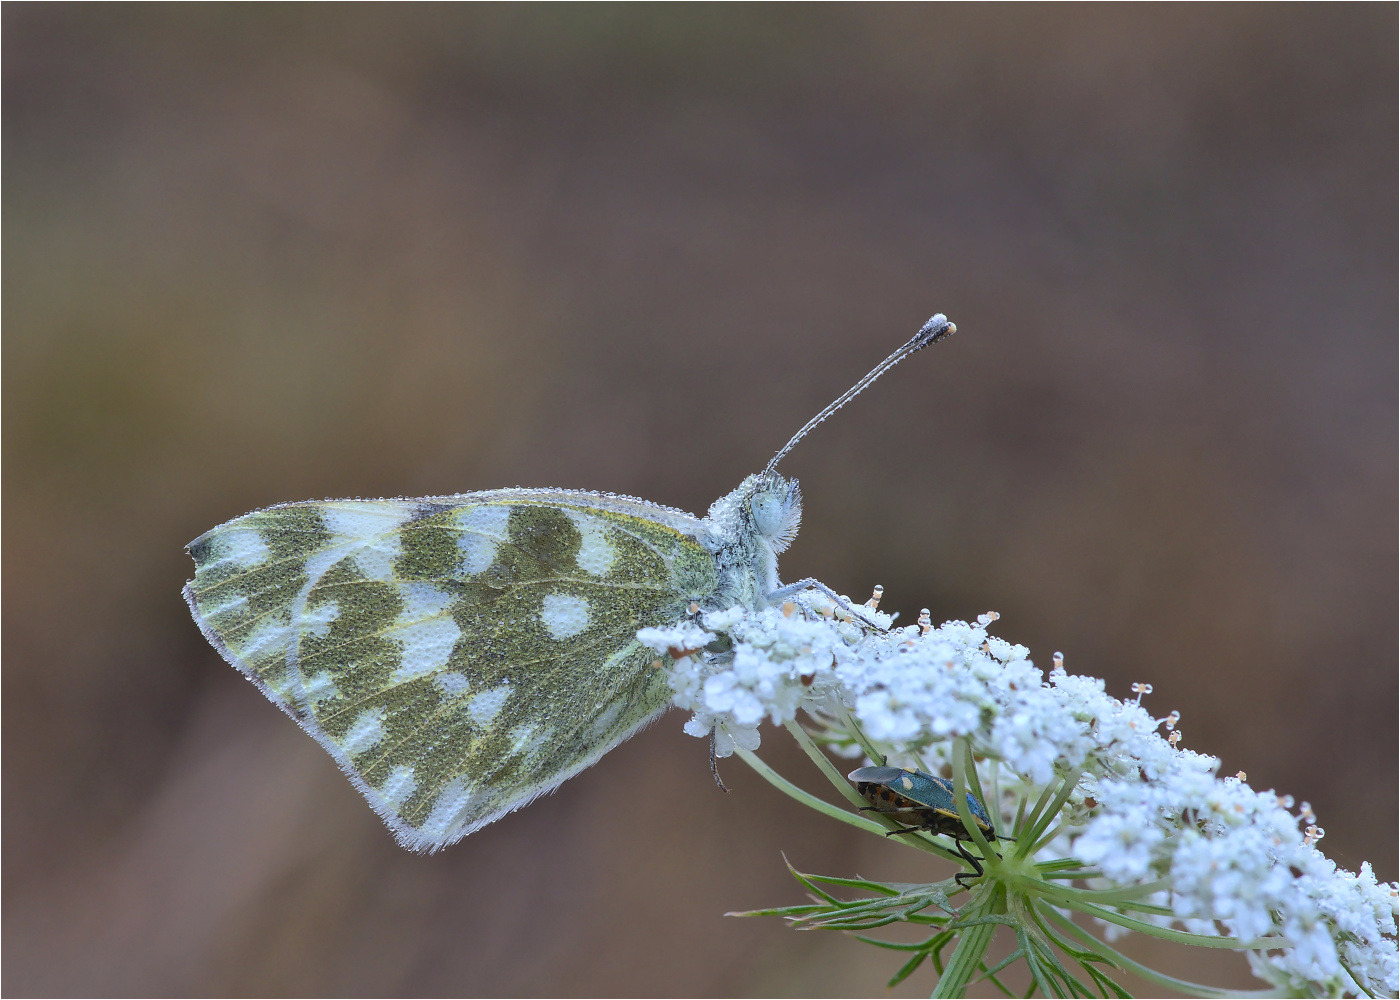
183 490 717 850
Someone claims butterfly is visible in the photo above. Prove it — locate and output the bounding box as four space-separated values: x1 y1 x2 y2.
183 314 955 851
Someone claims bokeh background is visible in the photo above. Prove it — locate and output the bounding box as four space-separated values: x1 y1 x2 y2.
5 6 1395 997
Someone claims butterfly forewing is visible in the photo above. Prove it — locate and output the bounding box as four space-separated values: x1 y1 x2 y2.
184 492 717 850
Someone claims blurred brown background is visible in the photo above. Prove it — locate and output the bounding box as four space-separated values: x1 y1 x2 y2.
4 6 1395 997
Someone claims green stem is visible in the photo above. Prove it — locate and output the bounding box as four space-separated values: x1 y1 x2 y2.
986 759 1003 834
733 746 957 862
732 747 886 836
953 739 998 866
934 887 1002 997
1015 773 1077 861
1039 904 1284 998
840 707 886 764
1020 782 1058 839
783 718 869 810
1029 821 1068 857
1049 896 1282 950
1039 879 1173 907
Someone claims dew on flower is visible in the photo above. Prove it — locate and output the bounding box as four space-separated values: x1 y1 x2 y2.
647 594 1398 998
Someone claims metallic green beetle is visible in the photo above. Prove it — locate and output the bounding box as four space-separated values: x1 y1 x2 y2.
849 765 1008 884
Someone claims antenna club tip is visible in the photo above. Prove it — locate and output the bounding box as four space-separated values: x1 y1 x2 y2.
915 314 956 347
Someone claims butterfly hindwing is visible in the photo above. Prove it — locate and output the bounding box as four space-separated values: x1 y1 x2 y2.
184 491 718 850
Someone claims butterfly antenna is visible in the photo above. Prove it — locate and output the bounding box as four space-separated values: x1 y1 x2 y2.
763 314 956 476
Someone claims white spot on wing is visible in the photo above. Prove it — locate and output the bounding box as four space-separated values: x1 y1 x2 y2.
379 765 418 808
321 503 411 582
417 777 479 843
389 583 461 682
587 701 624 738
303 670 340 702
237 619 294 662
200 593 248 619
392 618 460 681
565 510 616 576
468 682 512 726
303 599 339 637
341 707 386 755
204 528 270 571
510 723 548 757
435 671 470 698
398 582 455 620
456 505 512 575
302 548 347 592
321 503 412 540
541 593 589 639
351 537 401 582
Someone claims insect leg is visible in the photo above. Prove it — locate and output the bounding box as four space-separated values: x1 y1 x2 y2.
953 840 986 886
768 580 889 632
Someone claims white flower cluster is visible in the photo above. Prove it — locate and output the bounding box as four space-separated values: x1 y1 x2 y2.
637 599 1399 997
637 602 855 756
1074 720 1399 996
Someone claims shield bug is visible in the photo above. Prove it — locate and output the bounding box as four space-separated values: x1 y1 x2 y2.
849 765 1008 884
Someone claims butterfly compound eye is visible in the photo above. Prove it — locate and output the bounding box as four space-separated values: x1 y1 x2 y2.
750 477 802 552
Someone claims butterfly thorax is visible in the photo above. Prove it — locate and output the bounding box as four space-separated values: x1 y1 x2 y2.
701 473 803 611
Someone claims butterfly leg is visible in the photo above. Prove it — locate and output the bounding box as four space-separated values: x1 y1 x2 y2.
769 578 850 609
769 579 888 632
709 727 729 793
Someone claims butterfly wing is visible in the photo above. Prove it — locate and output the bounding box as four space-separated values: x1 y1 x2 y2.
184 491 718 850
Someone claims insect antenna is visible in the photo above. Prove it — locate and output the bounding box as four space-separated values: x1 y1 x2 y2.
763 313 956 476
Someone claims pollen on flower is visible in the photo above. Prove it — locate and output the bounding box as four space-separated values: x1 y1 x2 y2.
1162 710 1181 730
781 601 796 617
1167 729 1182 748
1299 801 1316 823
1131 682 1153 703
1235 770 1247 782
917 609 932 636
1304 824 1325 845
977 611 1000 626
865 585 884 609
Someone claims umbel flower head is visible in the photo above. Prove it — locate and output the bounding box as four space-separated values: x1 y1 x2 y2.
639 594 1398 998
